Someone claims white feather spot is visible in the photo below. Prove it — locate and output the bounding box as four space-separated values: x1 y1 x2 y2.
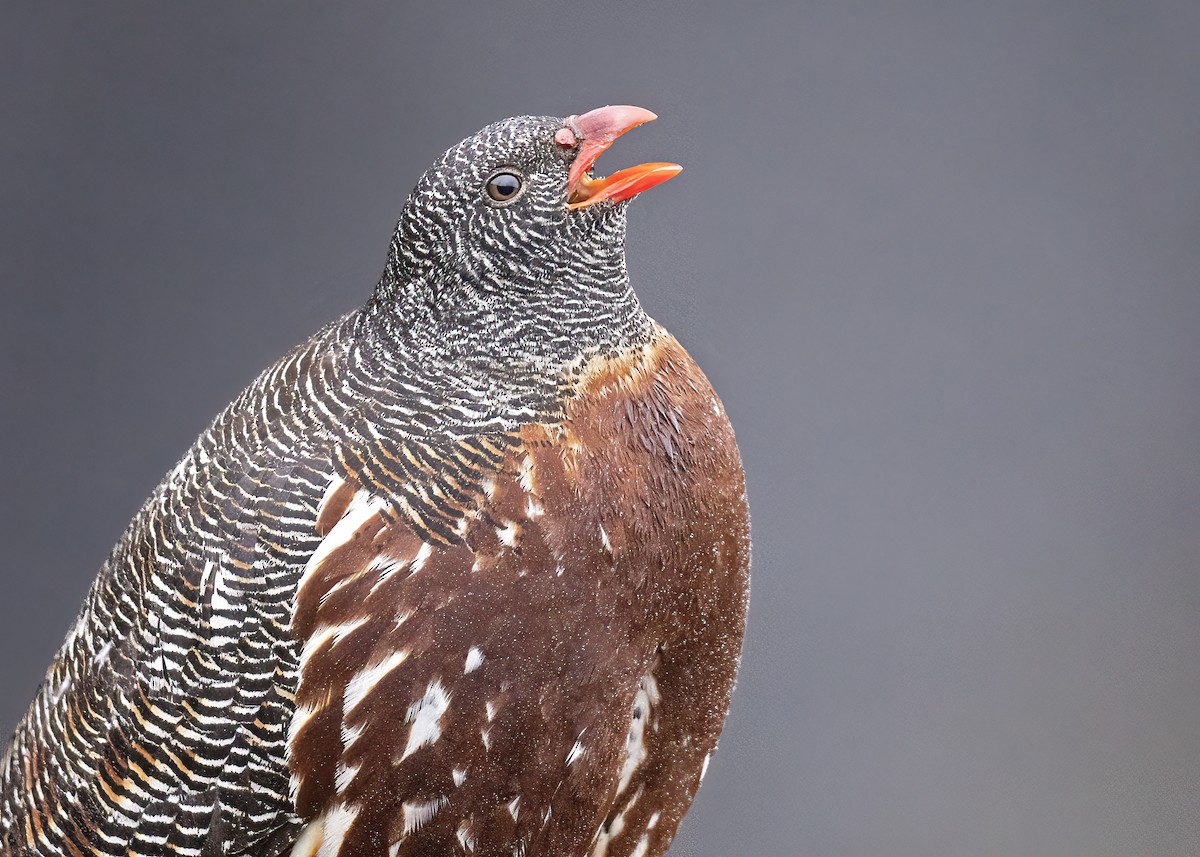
317 803 359 857
485 701 497 722
517 454 535 492
480 727 491 750
599 525 612 555
344 650 409 714
566 737 585 766
288 818 324 857
207 563 241 630
335 761 360 792
409 542 433 573
452 767 467 787
367 554 407 594
589 810 626 857
331 617 368 643
401 796 447 835
92 641 114 666
288 704 321 763
481 477 496 498
507 795 521 821
456 819 477 852
339 719 365 749
317 473 345 516
525 497 544 518
615 672 659 796
301 617 368 674
496 521 519 547
630 833 650 857
302 490 386 589
401 681 451 760
642 672 661 707
648 812 660 829
464 647 484 674
700 751 712 783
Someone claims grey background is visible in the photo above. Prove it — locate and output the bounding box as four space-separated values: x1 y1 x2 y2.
2 2 1198 855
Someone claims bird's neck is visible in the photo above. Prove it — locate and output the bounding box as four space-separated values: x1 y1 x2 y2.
363 239 655 376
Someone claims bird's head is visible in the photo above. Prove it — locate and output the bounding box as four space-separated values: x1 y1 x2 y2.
370 106 680 365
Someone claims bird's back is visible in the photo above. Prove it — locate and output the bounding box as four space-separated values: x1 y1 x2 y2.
0 315 360 854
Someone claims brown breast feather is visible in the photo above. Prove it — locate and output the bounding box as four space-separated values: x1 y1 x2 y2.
287 332 749 857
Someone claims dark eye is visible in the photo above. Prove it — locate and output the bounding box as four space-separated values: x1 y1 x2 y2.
485 171 524 203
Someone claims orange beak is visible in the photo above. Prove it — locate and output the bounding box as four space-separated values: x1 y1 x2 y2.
563 105 682 209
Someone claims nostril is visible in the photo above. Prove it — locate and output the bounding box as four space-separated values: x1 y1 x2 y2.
554 128 577 149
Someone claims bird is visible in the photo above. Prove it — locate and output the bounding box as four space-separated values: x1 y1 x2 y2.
0 105 750 857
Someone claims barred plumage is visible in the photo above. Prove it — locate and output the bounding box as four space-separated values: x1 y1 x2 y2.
1 106 748 857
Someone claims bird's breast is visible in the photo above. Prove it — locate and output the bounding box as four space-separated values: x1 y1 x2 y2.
286 329 748 856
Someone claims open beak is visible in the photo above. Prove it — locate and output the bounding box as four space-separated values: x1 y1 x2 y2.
563 105 682 210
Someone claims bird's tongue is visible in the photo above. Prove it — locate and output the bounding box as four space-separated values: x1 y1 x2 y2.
564 105 682 209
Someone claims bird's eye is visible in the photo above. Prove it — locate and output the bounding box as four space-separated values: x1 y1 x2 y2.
485 171 524 203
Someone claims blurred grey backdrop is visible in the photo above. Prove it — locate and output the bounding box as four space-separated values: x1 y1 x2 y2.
2 2 1199 855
